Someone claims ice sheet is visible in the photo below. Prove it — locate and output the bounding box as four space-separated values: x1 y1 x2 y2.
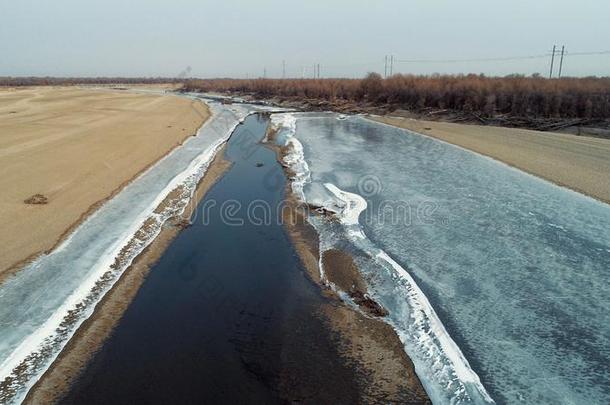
272 112 610 405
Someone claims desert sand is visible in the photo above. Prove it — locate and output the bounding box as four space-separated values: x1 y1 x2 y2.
0 86 209 278
371 116 610 204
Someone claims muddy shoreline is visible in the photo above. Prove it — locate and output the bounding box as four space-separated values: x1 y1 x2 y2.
267 129 430 403
24 149 232 404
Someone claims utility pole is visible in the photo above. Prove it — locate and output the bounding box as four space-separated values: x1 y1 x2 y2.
558 46 565 78
313 64 316 79
317 64 320 78
390 55 394 76
282 60 286 79
384 55 388 78
549 45 556 78
263 67 267 79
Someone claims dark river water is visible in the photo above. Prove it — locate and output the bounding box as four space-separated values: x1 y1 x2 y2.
60 114 362 404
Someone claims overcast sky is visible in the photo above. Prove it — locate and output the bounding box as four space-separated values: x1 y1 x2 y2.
2 0 609 78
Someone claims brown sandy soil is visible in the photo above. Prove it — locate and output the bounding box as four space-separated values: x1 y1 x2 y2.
0 86 209 279
371 116 610 204
319 302 430 403
322 249 388 317
82 84 184 93
322 249 368 293
280 190 429 402
24 149 232 405
272 137 430 403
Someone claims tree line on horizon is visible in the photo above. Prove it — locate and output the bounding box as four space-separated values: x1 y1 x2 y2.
182 73 610 120
0 77 183 86
3 74 609 120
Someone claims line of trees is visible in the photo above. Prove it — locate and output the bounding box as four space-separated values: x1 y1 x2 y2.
0 77 183 86
3 74 608 120
182 74 610 119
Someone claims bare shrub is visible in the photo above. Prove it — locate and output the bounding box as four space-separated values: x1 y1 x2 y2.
182 74 610 120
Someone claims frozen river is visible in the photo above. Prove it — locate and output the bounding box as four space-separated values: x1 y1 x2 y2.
272 112 610 405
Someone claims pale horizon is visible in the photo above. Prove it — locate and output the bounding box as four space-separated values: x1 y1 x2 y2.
2 0 610 78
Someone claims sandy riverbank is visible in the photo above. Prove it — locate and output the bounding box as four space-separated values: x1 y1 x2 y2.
0 87 209 280
24 147 232 404
281 191 428 402
268 130 430 403
371 116 610 205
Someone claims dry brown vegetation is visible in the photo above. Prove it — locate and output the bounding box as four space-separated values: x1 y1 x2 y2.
182 74 610 121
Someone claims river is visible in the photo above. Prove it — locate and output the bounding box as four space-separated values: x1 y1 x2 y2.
60 114 369 403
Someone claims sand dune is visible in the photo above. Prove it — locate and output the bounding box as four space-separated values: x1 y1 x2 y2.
372 116 610 204
0 87 209 278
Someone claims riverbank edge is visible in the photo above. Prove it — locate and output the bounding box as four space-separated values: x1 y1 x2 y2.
23 147 232 404
265 128 430 403
0 98 210 285
370 116 610 206
179 90 610 138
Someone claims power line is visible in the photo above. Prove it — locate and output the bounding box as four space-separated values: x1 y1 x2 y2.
395 50 610 64
396 54 550 63
321 50 610 70
567 50 610 56
281 49 610 78
317 50 610 69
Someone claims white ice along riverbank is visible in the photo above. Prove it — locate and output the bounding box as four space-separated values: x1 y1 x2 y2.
0 99 274 404
270 112 495 405
270 110 610 405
